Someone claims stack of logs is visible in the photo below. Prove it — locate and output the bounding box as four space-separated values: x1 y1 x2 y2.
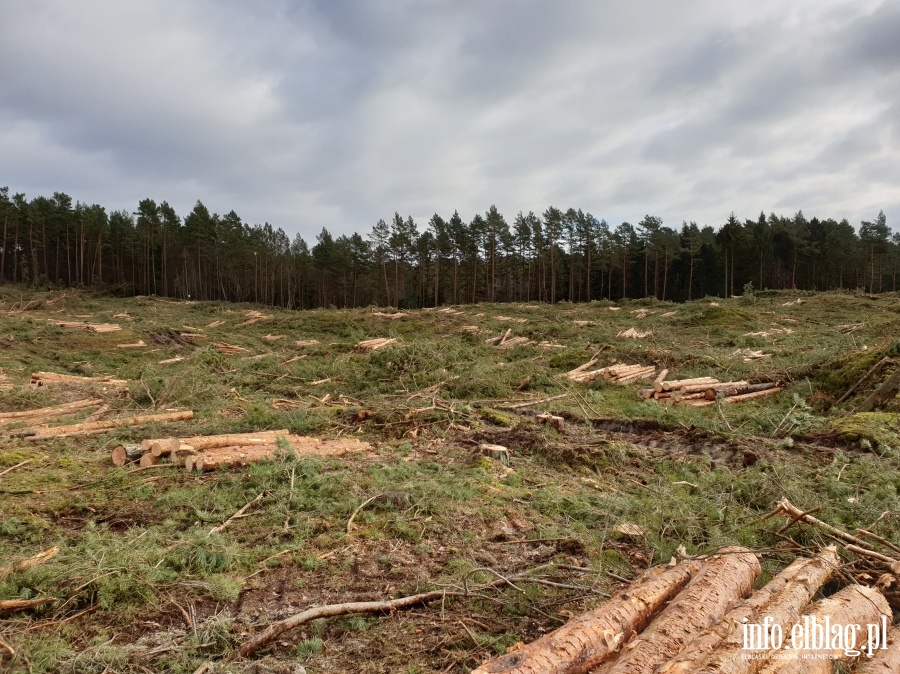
471 545 900 674
355 337 399 352
214 342 251 354
640 370 782 406
112 430 371 471
566 359 657 385
52 320 121 333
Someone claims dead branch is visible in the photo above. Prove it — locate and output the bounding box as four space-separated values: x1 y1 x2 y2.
209 492 264 535
0 546 59 578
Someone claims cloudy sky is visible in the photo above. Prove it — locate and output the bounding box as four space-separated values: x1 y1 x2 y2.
1 0 898 240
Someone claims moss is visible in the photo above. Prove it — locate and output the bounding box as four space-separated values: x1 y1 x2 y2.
829 412 900 450
478 407 517 427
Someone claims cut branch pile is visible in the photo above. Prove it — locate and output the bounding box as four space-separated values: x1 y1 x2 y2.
0 398 103 428
371 311 408 320
214 342 251 354
26 410 194 440
566 360 657 385
355 337 399 352
730 348 772 362
639 373 781 407
30 372 128 389
294 339 321 348
471 545 891 674
52 320 121 333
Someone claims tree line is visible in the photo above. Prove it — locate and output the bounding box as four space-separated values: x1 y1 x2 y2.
1 186 896 308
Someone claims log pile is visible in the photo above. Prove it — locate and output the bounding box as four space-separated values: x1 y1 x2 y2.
355 337 399 352
371 312 408 320
486 329 534 349
112 430 371 469
639 373 782 407
214 342 250 354
52 320 121 333
566 360 657 385
472 546 893 674
238 310 273 326
30 372 128 389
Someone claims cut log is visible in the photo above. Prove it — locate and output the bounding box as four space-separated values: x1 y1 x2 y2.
30 372 128 388
139 452 159 467
0 597 58 614
174 429 289 452
110 443 144 466
53 320 121 333
0 546 60 579
158 356 184 365
662 377 719 392
116 340 146 349
26 410 195 440
652 369 669 391
191 436 371 471
856 624 900 673
757 585 890 674
149 437 182 457
679 380 748 395
471 560 701 674
566 357 599 379
498 336 534 349
723 387 782 403
0 398 103 425
657 547 839 674
704 382 779 400
595 547 760 674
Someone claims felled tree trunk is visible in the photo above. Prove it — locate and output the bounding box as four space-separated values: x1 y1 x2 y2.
594 547 760 674
657 547 839 674
758 585 890 673
471 559 701 674
856 624 900 673
110 443 144 466
25 410 194 440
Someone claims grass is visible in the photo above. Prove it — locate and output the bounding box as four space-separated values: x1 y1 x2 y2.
1 287 899 671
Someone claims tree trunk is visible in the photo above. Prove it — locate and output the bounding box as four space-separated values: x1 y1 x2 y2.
596 548 760 674
471 560 701 674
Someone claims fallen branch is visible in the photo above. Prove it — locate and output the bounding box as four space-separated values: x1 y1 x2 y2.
346 494 384 534
0 597 58 614
0 459 33 479
0 546 60 578
209 492 264 535
237 568 559 659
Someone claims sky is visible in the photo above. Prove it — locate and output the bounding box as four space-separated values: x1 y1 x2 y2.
1 0 898 241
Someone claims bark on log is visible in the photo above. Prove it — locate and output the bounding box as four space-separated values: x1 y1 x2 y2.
704 382 779 400
855 625 900 673
111 443 144 466
594 547 760 674
657 547 839 674
566 358 600 379
757 585 890 674
190 435 371 471
0 597 57 614
856 367 900 413
26 410 194 440
471 560 701 674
